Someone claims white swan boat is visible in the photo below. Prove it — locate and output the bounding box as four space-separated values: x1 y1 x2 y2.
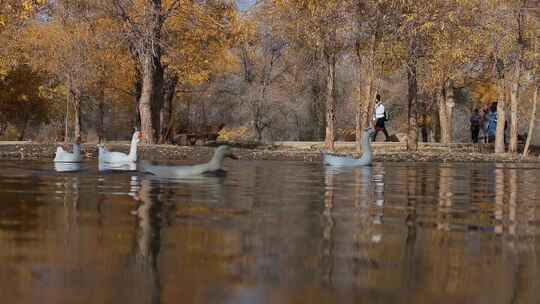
141 145 238 178
98 131 141 164
323 128 375 167
54 137 82 163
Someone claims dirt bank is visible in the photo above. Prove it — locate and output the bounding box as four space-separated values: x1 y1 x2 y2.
1 141 539 163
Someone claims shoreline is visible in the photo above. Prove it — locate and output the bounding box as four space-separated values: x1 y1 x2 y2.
1 141 539 163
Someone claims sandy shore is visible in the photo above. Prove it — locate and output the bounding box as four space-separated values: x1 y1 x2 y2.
1 141 539 163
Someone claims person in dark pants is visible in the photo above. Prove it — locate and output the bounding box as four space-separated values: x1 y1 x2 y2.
372 94 389 141
486 102 498 143
470 109 481 143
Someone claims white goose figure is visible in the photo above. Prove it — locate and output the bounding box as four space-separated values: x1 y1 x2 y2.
54 137 82 163
323 127 376 167
141 145 238 178
98 131 142 164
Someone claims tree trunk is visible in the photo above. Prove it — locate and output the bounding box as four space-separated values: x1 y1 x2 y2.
364 68 376 131
406 39 419 151
151 59 164 143
139 57 155 144
444 80 455 143
509 63 520 153
0 121 6 137
355 78 375 151
133 66 143 130
310 85 326 141
510 5 525 154
73 90 81 140
138 53 163 145
68 78 82 141
495 82 507 154
355 54 362 151
324 52 336 151
160 73 177 144
96 83 105 143
437 90 450 144
64 95 70 143
438 82 455 144
97 100 105 143
432 106 441 142
523 85 538 158
356 34 376 152
138 0 163 144
17 117 29 141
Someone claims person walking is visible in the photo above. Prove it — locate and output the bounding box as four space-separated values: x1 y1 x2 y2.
372 94 389 141
486 103 498 143
470 109 481 143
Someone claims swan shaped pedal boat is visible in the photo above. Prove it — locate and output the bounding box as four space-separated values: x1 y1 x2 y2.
98 131 142 164
141 145 238 178
323 128 375 167
98 161 138 172
54 137 82 163
54 162 81 172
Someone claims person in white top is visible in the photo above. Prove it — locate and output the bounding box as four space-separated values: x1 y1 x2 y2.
372 94 389 141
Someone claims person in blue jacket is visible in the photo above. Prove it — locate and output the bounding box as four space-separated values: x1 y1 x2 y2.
486 102 499 143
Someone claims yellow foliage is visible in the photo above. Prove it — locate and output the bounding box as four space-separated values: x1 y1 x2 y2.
218 127 250 141
470 81 500 108
164 0 242 85
0 0 44 30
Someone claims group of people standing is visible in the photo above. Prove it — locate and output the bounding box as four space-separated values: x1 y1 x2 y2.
371 95 502 144
470 102 500 143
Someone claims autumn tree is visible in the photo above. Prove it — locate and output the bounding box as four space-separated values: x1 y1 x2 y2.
15 1 123 142
102 0 239 144
392 0 427 151
236 4 290 142
0 65 51 140
0 0 45 75
349 0 398 151
389 0 489 149
101 0 165 144
418 0 487 144
505 0 539 153
273 0 349 151
522 2 540 157
159 0 240 143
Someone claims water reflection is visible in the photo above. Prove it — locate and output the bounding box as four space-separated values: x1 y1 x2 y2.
131 176 162 304
322 166 336 285
0 160 539 304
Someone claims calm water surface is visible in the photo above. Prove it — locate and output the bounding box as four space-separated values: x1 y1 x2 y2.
1 160 540 304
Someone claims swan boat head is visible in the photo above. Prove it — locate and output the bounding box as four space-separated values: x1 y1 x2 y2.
214 145 238 161
132 131 142 144
364 127 376 138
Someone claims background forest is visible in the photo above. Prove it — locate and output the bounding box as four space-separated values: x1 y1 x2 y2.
0 0 539 153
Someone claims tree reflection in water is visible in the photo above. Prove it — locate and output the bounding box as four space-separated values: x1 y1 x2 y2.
0 160 539 304
322 167 336 285
60 174 80 248
131 176 163 304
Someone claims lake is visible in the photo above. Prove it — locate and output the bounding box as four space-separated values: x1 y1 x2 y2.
0 160 539 303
